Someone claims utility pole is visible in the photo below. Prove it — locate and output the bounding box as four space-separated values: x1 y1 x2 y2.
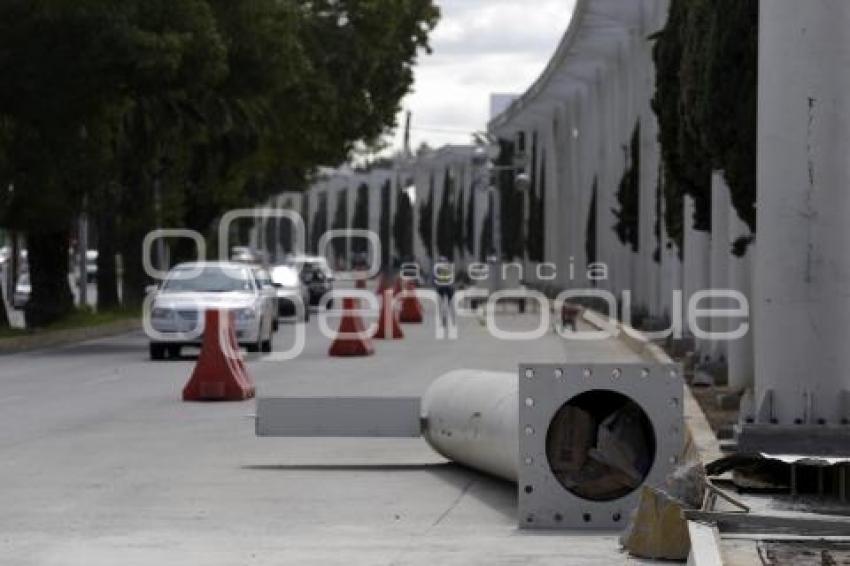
403 111 412 159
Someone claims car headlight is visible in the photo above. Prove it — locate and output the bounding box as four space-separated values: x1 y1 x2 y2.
235 308 256 321
151 307 172 320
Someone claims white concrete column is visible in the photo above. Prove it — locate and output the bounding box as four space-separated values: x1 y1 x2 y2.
709 173 731 362
636 37 659 316
544 110 561 273
596 65 618 294
683 194 711 358
659 189 682 322
622 34 640 306
564 97 582 289
574 88 594 284
727 212 754 393
753 0 850 426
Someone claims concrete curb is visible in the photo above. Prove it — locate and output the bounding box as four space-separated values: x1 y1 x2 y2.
0 318 140 355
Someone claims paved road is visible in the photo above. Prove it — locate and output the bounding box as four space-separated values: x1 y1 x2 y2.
0 303 644 565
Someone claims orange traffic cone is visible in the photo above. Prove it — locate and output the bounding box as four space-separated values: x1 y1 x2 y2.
398 278 424 324
183 310 255 401
329 297 375 356
375 273 392 296
375 287 404 339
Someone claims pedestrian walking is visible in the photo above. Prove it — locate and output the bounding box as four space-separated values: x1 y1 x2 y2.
434 257 455 329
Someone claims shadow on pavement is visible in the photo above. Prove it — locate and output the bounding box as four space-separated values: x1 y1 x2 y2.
243 461 517 520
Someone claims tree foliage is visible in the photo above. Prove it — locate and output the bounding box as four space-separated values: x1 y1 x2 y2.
0 0 439 325
465 181 476 256
436 169 455 260
331 190 348 261
418 176 434 260
496 139 524 260
586 179 598 268
378 179 392 268
393 180 414 261
453 175 465 258
526 134 545 262
351 183 370 255
652 0 757 256
612 123 641 253
310 193 328 254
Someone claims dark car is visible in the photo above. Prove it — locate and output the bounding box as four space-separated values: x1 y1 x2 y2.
301 263 333 307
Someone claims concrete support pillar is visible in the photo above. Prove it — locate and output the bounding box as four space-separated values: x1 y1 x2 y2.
683 195 711 359
576 88 595 286
597 65 618 295
545 110 561 275
749 0 850 430
637 37 660 316
565 97 582 288
622 35 640 307
553 103 571 290
659 199 682 323
727 215 754 394
587 74 604 288
709 173 731 362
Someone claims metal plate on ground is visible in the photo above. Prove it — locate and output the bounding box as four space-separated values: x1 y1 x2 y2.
518 363 684 530
256 397 422 437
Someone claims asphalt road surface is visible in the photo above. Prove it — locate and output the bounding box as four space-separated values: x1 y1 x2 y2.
0 304 644 565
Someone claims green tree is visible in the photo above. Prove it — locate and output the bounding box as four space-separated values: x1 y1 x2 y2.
526 134 546 262
652 0 757 255
586 180 598 268
497 139 524 260
436 170 455 260
418 177 434 260
351 183 370 257
0 0 440 323
454 179 465 258
393 181 414 261
331 190 348 263
310 193 328 254
465 182 476 256
378 180 392 269
612 123 641 253
479 205 493 262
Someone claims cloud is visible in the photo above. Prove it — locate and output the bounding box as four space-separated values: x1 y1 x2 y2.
385 0 576 153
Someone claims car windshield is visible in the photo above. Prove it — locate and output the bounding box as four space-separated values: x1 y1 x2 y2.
162 266 253 293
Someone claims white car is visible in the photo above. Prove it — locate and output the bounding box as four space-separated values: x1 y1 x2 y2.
147 262 276 360
270 264 310 321
13 273 30 309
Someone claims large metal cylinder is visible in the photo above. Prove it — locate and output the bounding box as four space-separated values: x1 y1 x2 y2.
421 370 519 482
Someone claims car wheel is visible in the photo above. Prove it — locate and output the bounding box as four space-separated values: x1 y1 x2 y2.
261 337 272 353
273 318 279 332
149 343 166 361
167 345 181 359
245 340 260 353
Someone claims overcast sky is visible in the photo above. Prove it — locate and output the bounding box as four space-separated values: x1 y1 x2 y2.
387 0 576 153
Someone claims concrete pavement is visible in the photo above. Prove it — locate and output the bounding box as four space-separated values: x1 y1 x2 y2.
0 303 644 565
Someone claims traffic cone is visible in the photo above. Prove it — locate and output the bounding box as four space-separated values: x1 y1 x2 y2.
375 287 404 339
375 273 392 296
183 310 255 401
398 278 424 323
329 297 375 357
